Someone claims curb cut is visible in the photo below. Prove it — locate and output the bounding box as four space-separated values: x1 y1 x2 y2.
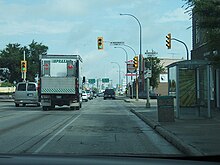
130 109 204 156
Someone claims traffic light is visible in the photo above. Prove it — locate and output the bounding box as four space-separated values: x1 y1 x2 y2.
21 60 27 72
133 56 138 69
166 33 171 49
97 37 104 50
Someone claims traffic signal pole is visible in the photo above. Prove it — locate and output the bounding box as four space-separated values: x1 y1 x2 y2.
22 51 26 81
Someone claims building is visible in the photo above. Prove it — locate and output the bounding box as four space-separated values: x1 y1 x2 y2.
155 58 183 96
191 10 220 109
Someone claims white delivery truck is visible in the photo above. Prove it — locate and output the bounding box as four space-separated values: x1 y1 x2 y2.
39 54 83 111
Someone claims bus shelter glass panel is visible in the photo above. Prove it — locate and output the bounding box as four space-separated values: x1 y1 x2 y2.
198 66 208 107
179 68 196 107
168 66 176 96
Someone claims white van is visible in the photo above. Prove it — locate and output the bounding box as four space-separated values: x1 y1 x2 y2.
14 82 40 107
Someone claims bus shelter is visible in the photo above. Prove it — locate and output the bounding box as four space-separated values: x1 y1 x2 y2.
167 60 212 118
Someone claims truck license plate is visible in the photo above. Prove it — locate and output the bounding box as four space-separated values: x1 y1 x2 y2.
56 96 62 99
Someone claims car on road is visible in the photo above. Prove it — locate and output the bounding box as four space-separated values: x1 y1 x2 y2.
82 90 88 102
13 81 40 107
97 92 104 97
86 90 93 100
104 89 115 100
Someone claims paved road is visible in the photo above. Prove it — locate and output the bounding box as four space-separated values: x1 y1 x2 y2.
0 97 182 156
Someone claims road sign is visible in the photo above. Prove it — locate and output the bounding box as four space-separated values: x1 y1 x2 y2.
127 63 136 73
88 79 95 84
110 42 124 46
144 69 152 78
102 78 109 83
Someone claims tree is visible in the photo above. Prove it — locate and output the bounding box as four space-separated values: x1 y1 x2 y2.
0 43 24 83
183 0 220 62
145 57 165 89
0 68 10 82
27 40 48 81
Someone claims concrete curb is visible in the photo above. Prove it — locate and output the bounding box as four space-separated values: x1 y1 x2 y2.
130 109 204 156
0 98 14 102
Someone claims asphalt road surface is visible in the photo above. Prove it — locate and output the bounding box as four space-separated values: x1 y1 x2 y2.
0 97 182 156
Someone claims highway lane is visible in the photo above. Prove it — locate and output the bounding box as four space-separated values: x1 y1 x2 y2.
0 97 182 156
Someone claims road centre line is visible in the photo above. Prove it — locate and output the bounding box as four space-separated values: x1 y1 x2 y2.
34 114 81 153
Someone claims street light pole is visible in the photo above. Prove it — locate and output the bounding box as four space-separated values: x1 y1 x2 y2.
111 62 121 91
114 46 128 90
120 13 145 103
122 44 137 99
120 13 142 72
123 44 137 56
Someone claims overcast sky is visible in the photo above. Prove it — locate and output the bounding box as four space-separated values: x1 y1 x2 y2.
0 0 191 85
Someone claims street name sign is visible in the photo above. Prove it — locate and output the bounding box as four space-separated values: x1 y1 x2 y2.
110 42 125 46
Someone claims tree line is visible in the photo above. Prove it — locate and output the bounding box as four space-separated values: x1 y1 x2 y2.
0 40 48 84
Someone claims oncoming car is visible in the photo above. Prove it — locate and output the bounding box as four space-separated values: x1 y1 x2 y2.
13 81 40 107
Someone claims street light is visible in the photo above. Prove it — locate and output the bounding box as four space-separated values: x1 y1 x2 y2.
120 13 143 102
122 44 136 99
114 46 128 88
120 13 142 73
123 44 137 56
111 62 121 91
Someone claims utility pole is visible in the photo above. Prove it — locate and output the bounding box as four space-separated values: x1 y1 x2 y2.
145 49 158 108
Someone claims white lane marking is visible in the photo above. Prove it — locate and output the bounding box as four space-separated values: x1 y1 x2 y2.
34 114 81 153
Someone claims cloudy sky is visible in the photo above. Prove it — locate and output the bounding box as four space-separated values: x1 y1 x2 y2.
0 0 191 85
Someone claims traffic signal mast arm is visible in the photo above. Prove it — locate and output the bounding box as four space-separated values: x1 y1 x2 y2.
170 37 189 60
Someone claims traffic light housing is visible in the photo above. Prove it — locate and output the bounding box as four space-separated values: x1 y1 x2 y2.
133 56 138 69
21 60 27 72
97 37 104 50
166 33 171 49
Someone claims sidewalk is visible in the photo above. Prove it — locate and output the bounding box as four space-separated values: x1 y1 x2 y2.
124 98 220 156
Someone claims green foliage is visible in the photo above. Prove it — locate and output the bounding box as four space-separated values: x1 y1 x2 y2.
145 57 165 89
0 43 24 83
183 0 220 56
27 40 48 81
0 40 48 83
0 82 14 87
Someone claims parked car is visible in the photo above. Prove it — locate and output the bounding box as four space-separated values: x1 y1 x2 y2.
13 81 40 107
104 89 115 100
82 90 88 102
